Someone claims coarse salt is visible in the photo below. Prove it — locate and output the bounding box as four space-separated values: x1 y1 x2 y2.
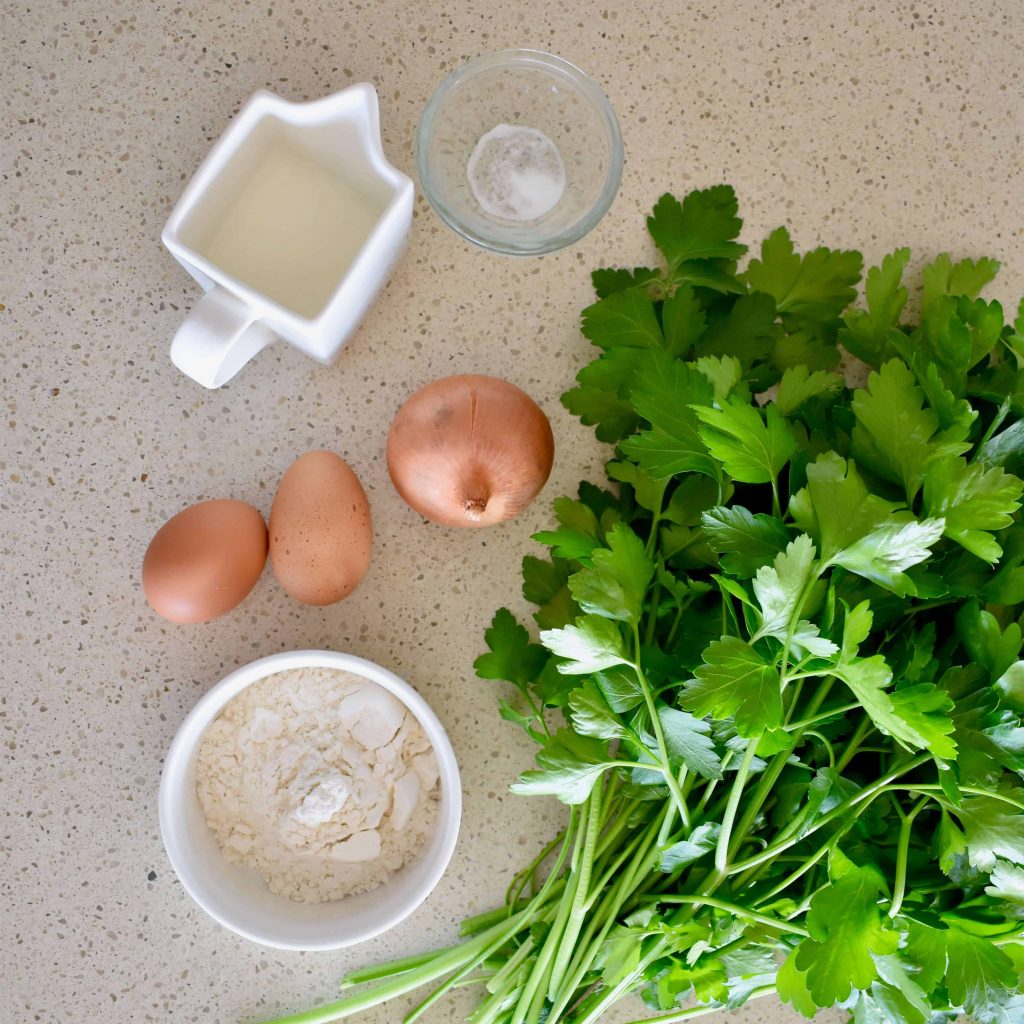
466 123 566 222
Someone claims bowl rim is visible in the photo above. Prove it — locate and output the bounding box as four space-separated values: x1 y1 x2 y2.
416 48 624 256
158 649 462 950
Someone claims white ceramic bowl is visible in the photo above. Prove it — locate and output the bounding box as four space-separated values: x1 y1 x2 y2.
159 650 461 950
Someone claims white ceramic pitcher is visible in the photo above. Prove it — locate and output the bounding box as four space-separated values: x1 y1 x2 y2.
162 86 414 389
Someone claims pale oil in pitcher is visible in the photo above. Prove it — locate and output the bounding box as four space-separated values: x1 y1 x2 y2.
199 145 384 319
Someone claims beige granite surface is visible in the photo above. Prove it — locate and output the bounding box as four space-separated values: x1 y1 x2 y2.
2 1 1023 1022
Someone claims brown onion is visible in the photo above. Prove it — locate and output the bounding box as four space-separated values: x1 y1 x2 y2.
387 374 555 528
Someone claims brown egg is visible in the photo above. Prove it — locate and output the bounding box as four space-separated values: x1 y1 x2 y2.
269 450 373 606
142 499 268 623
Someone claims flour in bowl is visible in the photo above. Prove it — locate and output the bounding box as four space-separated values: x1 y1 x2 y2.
195 667 440 903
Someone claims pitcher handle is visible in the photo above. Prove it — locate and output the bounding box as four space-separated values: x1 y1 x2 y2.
170 287 276 389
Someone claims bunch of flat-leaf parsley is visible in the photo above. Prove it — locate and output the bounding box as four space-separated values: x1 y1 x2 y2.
264 187 1024 1024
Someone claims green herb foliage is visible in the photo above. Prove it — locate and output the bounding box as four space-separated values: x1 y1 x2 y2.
262 188 1024 1024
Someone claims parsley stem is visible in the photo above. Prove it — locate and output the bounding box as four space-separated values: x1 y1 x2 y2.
265 909 534 1024
511 823 585 1024
572 936 672 1024
658 765 689 845
547 815 664 1021
737 679 839 864
975 396 1012 455
505 829 566 908
770 475 782 519
621 985 777 1024
784 702 860 731
716 736 761 874
644 579 663 647
632 626 691 828
546 786 603 1000
803 730 836 767
888 795 930 919
751 834 836 907
481 934 534 997
666 602 685 648
643 894 810 937
898 784 1024 813
833 714 873 773
339 948 444 987
727 736 793 866
404 940 503 1024
588 808 660 910
730 753 931 876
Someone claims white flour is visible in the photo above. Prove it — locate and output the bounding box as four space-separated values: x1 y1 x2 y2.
466 123 566 221
195 667 440 903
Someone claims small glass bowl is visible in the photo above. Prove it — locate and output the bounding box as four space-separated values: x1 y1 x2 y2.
416 49 624 256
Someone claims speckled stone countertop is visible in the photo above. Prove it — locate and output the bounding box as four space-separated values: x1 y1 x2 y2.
3 1 1023 1022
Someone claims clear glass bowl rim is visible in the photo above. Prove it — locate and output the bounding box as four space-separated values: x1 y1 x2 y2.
415 48 624 256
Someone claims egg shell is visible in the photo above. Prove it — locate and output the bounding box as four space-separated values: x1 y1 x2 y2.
142 499 268 624
269 450 373 606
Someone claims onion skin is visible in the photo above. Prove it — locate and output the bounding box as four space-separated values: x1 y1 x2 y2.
387 374 555 528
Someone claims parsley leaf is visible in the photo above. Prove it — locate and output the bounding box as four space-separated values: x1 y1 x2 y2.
903 920 949 993
682 637 783 736
744 226 863 327
701 505 791 578
591 266 658 299
985 859 1024 909
795 851 899 1004
540 615 630 674
872 953 933 1024
954 796 1024 871
923 456 1024 564
657 706 723 780
695 354 744 402
944 924 1018 1024
774 365 842 416
778 951 818 1018
521 555 575 631
581 289 663 349
568 679 628 741
474 608 549 687
978 419 1024 475
830 647 957 759
620 350 717 480
562 347 644 442
956 602 1023 679
693 398 797 485
568 523 654 625
800 768 861 837
660 822 722 872
839 248 912 367
594 665 645 713
922 253 1001 307
852 359 972 501
662 284 708 357
752 535 837 657
511 729 612 804
789 452 901 559
950 686 1024 786
630 350 715 432
939 808 969 873
827 518 946 598
647 186 746 267
533 497 600 562
697 291 778 369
